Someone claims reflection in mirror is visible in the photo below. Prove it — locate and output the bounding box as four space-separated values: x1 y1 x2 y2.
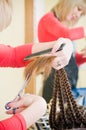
35 0 86 106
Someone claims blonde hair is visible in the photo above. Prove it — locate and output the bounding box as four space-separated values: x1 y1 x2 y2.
52 0 86 23
0 0 12 31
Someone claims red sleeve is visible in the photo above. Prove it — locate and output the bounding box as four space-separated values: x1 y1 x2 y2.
0 44 33 67
38 12 85 42
75 52 86 66
0 114 26 130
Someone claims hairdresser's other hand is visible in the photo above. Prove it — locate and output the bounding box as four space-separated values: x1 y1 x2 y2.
51 38 73 70
6 94 47 115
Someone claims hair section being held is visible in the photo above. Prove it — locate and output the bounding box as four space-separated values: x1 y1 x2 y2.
24 56 55 82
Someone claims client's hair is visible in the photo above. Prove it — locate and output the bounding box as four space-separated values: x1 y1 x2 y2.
24 56 55 80
24 56 86 130
49 68 86 130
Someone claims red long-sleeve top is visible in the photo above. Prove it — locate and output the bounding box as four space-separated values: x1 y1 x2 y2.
38 12 86 66
0 114 26 130
0 43 33 67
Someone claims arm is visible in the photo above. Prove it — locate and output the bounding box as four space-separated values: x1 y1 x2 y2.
0 42 56 67
0 38 73 68
38 13 85 41
0 44 33 67
5 94 47 129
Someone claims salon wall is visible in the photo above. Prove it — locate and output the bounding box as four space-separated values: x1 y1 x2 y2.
44 0 59 12
0 0 25 119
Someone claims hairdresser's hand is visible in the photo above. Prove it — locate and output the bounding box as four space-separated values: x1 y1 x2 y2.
51 38 73 70
6 94 47 115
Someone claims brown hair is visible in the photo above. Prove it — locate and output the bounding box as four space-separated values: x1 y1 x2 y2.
49 68 86 129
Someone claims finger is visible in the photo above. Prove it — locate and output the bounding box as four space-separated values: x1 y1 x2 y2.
53 64 64 70
7 99 24 109
52 57 68 70
51 38 65 53
52 50 64 57
6 107 24 114
51 37 72 54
